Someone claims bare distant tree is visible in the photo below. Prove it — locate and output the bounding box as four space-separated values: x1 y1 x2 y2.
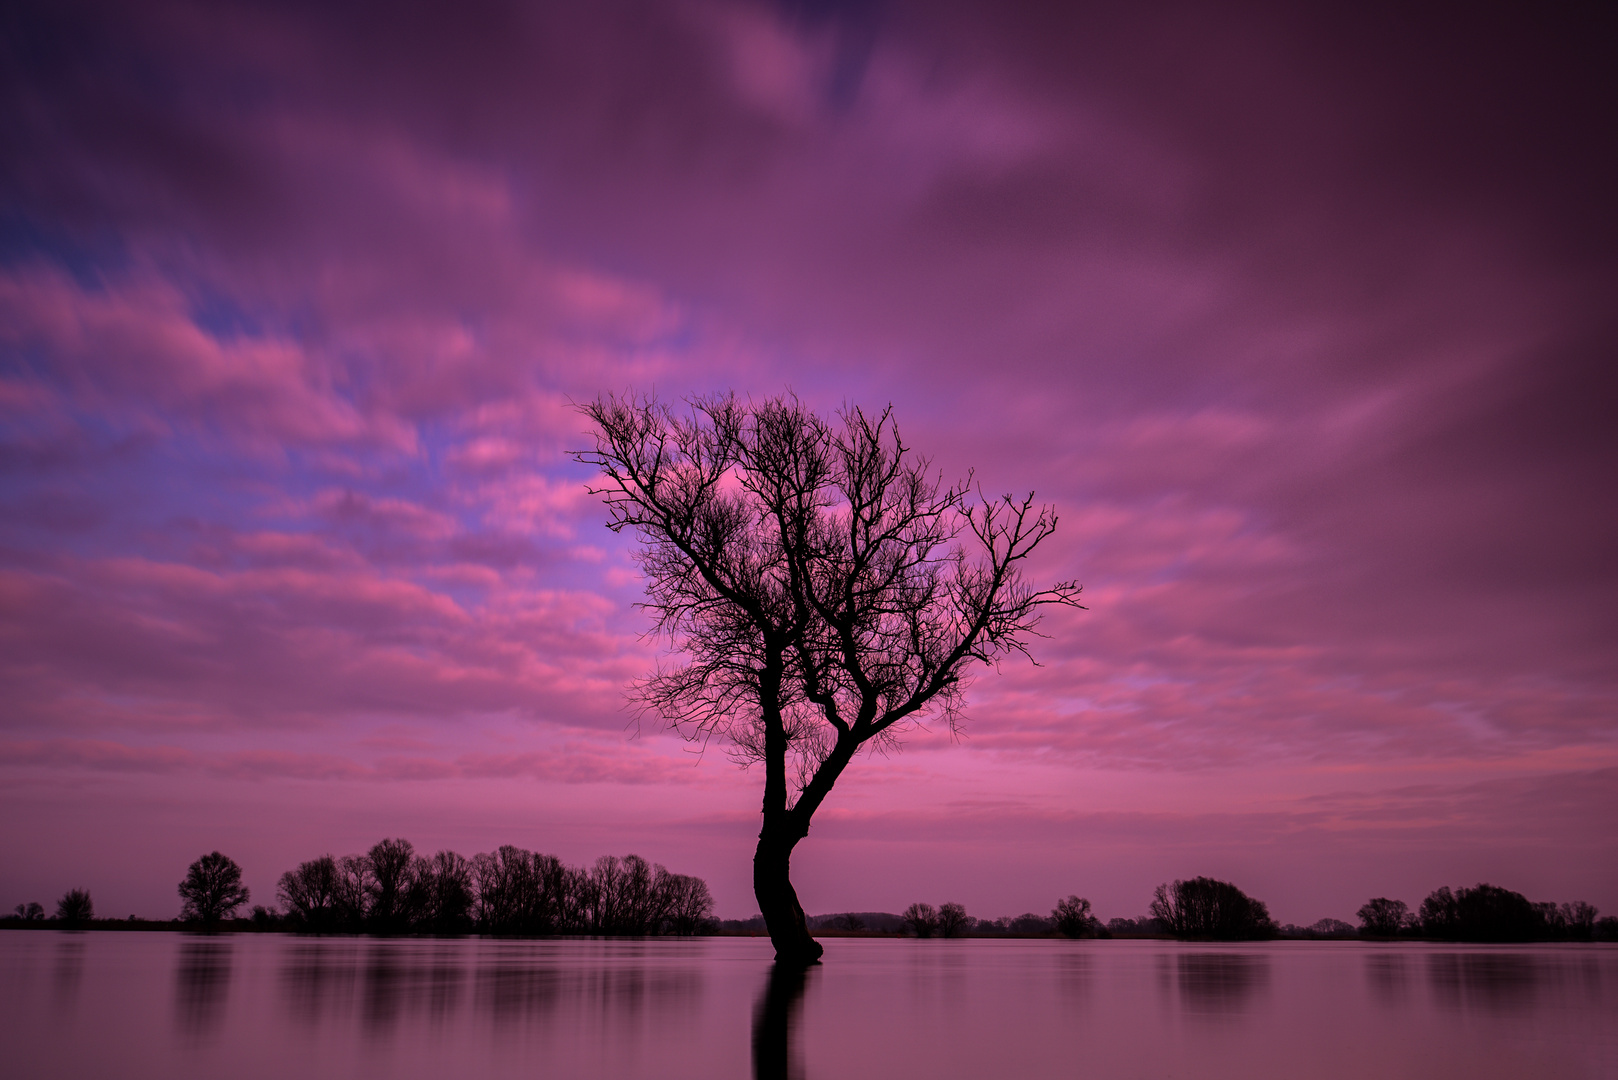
902 902 939 938
1356 897 1413 937
177 852 251 924
578 392 1083 963
1053 895 1099 938
1151 878 1276 940
1560 901 1599 940
936 902 971 938
412 850 475 932
1008 912 1055 934
277 855 339 930
13 901 45 921
333 854 371 929
55 889 93 925
658 870 716 935
365 838 414 932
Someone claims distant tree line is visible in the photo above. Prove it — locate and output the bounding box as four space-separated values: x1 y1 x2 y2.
5 841 715 937
9 869 1613 944
1357 884 1613 942
849 878 1616 943
4 891 95 926
271 838 715 935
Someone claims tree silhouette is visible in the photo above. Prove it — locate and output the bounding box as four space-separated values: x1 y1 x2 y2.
936 902 971 938
902 902 939 937
277 855 340 930
578 392 1083 964
364 838 414 932
1418 886 1458 936
55 888 93 925
1151 877 1276 939
178 852 251 924
1356 897 1413 937
1420 883 1546 941
1560 901 1599 940
1053 895 1100 937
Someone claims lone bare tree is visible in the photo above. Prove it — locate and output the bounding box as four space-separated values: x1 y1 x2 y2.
578 392 1083 964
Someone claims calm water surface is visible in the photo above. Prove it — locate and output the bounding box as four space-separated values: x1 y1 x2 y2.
2 931 1613 1079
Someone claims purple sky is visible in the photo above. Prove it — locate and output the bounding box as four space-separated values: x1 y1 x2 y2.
2 0 1614 924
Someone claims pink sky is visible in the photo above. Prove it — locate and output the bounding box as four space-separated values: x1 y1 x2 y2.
2 0 1614 924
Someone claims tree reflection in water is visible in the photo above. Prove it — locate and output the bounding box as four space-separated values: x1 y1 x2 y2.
51 936 84 1011
174 938 233 1037
1426 953 1542 1012
278 938 704 1041
280 941 362 1028
1364 952 1412 1008
1167 952 1270 1015
752 962 811 1080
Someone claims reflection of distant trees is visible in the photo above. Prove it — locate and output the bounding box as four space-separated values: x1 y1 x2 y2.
174 939 233 1036
1364 952 1411 1007
1169 953 1269 1014
275 838 714 936
1427 953 1543 1012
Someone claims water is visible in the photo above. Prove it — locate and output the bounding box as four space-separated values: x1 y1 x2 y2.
2 931 1614 1079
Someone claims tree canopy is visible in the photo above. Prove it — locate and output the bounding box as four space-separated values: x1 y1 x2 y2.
578 392 1083 963
178 852 251 924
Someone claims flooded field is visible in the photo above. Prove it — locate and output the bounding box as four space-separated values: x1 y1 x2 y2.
2 931 1613 1079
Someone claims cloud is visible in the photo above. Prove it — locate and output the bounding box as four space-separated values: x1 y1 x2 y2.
1 0 1613 915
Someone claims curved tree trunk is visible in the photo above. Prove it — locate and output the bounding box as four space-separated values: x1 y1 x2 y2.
754 819 823 965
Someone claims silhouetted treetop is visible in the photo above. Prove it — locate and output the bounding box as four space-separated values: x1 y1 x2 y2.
274 839 712 937
1357 897 1414 937
1053 895 1102 938
578 391 1083 964
1151 877 1276 940
1419 883 1553 942
178 852 250 924
902 902 940 938
55 888 93 925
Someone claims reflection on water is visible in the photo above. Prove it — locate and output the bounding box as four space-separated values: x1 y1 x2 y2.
2 935 1613 1080
280 941 361 1027
1055 952 1092 1004
174 938 233 1037
1162 952 1270 1015
278 939 705 1038
1427 953 1537 1012
1365 952 1412 1007
360 943 467 1034
752 963 810 1080
1427 952 1543 1012
51 937 84 1011
474 953 701 1027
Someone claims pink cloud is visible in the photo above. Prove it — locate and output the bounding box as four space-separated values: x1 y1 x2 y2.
1 0 1612 920
0 265 415 452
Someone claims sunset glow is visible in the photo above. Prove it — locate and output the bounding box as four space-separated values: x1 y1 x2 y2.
1 0 1613 925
